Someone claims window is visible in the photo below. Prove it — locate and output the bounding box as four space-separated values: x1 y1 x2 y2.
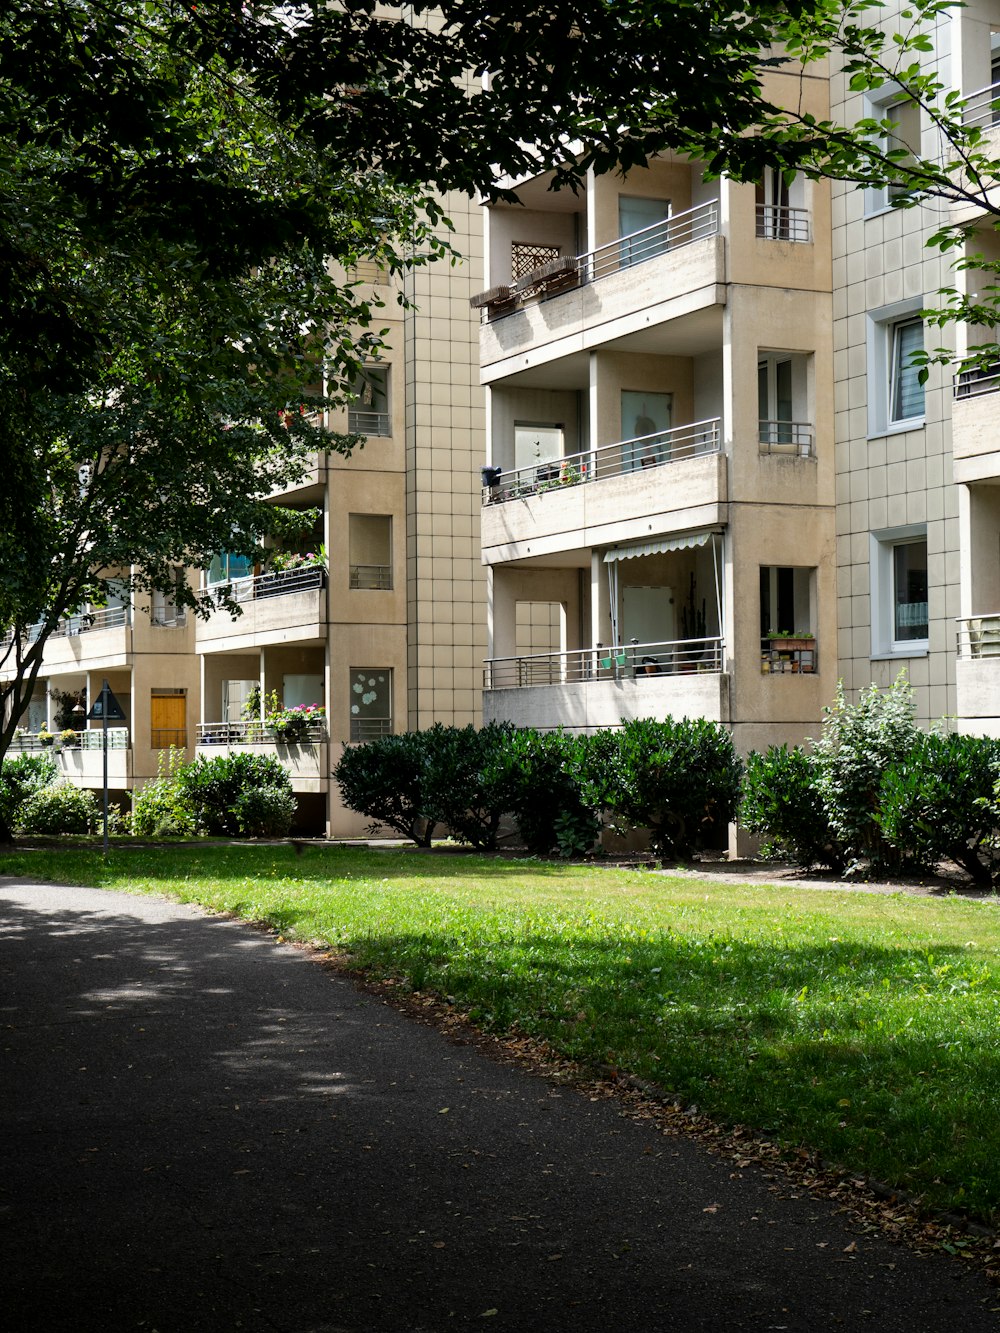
207 551 253 586
620 390 672 470
349 514 392 590
758 355 793 446
514 422 564 476
348 366 390 436
865 96 920 213
889 317 925 424
760 566 813 637
350 669 392 741
618 196 670 267
870 528 929 655
755 168 808 241
867 300 925 435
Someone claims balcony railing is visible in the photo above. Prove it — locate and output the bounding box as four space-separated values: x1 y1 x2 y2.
197 719 328 745
208 565 326 605
1 604 130 651
350 717 393 741
347 408 391 436
957 615 1000 659
8 727 130 752
955 362 1000 399
758 421 816 457
471 200 720 320
482 418 721 504
963 80 1000 131
151 609 187 628
755 205 811 242
349 564 392 590
484 637 724 689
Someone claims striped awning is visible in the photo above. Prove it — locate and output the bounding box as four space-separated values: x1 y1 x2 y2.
602 529 721 562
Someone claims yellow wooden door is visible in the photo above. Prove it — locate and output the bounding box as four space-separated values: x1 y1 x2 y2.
150 694 186 749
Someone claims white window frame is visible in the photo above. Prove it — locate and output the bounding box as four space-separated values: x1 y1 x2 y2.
870 525 929 658
863 90 921 216
866 298 926 438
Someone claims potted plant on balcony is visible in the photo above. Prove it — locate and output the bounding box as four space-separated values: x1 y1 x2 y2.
764 629 816 673
60 729 80 748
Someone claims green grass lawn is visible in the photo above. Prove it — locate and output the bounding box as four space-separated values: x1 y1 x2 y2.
4 841 1000 1224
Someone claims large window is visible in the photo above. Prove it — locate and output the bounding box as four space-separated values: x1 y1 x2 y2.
867 300 926 435
889 317 925 424
349 669 392 741
349 514 393 590
348 366 390 436
618 196 670 267
620 390 672 470
870 528 929 656
207 552 253 586
865 95 920 213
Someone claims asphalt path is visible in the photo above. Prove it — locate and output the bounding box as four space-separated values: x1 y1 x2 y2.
1 878 997 1332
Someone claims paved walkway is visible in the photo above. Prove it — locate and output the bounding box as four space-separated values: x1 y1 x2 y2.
1 878 997 1332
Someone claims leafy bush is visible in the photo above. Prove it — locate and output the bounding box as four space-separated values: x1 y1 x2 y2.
878 732 1000 885
741 745 843 871
177 751 294 837
0 753 59 839
334 731 438 846
578 716 741 860
503 728 598 857
131 748 196 837
18 780 99 835
812 674 921 873
421 722 521 851
233 784 296 838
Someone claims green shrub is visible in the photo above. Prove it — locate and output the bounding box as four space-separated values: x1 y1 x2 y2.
233 784 296 838
578 716 741 860
18 780 99 835
177 751 293 837
741 745 843 871
131 747 196 837
812 674 921 873
878 731 1000 885
504 728 598 857
334 731 438 846
421 722 521 851
0 753 59 839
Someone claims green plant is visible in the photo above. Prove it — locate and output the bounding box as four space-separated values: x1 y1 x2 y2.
812 674 922 874
741 744 843 871
878 732 1000 885
334 731 438 846
0 752 59 837
503 728 598 857
131 747 196 838
177 751 294 837
37 728 53 747
421 722 520 851
59 729 79 747
18 780 99 834
233 784 296 838
578 716 741 860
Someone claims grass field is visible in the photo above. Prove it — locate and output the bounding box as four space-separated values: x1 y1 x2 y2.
3 841 1000 1224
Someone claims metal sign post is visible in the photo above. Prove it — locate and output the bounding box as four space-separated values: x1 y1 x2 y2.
87 679 125 856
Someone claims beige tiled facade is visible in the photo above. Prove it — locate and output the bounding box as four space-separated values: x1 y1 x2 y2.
2 196 487 836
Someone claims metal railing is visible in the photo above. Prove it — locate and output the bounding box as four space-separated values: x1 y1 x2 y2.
2 605 131 650
755 205 811 242
8 727 130 752
151 609 188 628
955 362 1000 399
347 408 391 436
484 637 724 689
957 615 1000 659
963 80 1000 131
349 564 392 590
482 418 721 505
758 421 816 456
472 200 721 320
350 717 393 741
197 719 327 745
208 565 326 605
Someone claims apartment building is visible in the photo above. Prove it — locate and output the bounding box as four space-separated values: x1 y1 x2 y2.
474 60 837 814
2 191 487 835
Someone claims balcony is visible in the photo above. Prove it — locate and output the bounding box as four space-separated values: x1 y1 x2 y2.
755 205 811 242
2 726 133 787
349 564 392 590
956 615 1000 732
476 201 725 377
758 421 816 458
952 366 1000 477
963 81 1000 133
481 422 726 562
483 637 728 731
195 719 328 791
197 567 327 651
347 408 391 436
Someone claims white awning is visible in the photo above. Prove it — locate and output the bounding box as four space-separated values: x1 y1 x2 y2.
603 529 721 563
